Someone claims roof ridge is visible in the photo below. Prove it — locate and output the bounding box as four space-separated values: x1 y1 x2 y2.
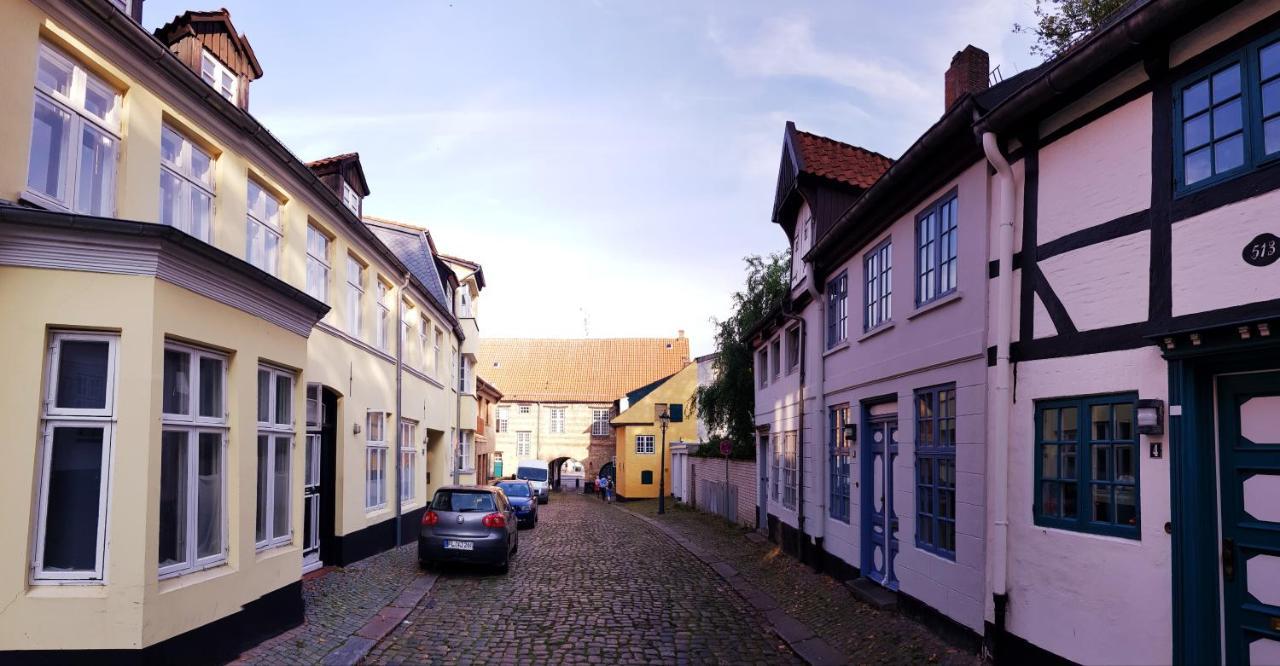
792 128 895 164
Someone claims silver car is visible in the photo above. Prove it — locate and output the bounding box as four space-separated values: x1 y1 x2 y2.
418 485 518 573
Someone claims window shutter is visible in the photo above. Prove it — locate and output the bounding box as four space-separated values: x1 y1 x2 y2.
668 404 684 423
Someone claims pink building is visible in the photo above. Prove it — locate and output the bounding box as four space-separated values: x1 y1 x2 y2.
752 2 1280 664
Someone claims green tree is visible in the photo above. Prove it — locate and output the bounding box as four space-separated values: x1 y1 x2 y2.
695 252 790 459
1014 0 1128 58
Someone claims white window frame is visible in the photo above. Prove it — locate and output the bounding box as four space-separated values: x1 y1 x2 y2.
341 180 360 215
200 49 238 104
159 125 215 242
306 224 331 304
635 434 656 455
32 332 119 583
25 42 121 215
459 355 471 394
434 329 443 378
400 420 417 504
518 404 531 415
376 281 391 352
450 347 458 390
401 301 416 366
158 342 229 579
782 431 798 510
496 406 509 433
456 430 473 472
771 433 782 501
255 365 294 551
548 407 566 434
418 318 430 372
366 411 389 510
516 431 532 457
346 255 365 338
591 408 610 436
246 179 282 275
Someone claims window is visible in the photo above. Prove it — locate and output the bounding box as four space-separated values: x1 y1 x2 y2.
400 420 416 503
256 366 294 550
346 256 365 337
450 347 458 389
459 355 470 393
401 302 416 366
792 215 812 285
1034 394 1139 538
865 240 892 330
159 125 214 242
456 430 472 472
418 318 429 372
518 404 531 415
497 406 510 433
341 181 360 215
770 337 781 380
757 348 769 389
200 50 237 104
376 280 391 352
159 343 228 578
641 470 654 484
915 385 957 558
366 411 388 510
786 326 801 373
26 43 120 215
829 406 851 523
246 180 281 275
516 431 532 457
433 329 443 379
32 332 118 582
917 194 958 305
458 289 473 317
549 407 566 434
591 408 610 436
306 224 330 303
636 435 656 454
770 433 781 501
826 272 848 348
782 432 797 509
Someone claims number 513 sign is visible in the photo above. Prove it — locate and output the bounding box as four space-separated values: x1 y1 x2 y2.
1243 233 1280 267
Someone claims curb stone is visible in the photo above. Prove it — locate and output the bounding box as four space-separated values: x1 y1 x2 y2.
319 572 438 666
614 504 847 666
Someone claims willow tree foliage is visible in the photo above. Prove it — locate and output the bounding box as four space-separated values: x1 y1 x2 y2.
695 252 790 459
1014 0 1129 58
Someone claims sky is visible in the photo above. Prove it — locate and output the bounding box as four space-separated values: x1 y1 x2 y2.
146 1 1041 357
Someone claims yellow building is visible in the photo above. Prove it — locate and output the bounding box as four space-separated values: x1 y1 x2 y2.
612 363 699 500
0 3 469 660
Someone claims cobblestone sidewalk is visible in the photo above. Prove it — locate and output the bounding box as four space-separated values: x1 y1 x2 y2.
620 501 984 666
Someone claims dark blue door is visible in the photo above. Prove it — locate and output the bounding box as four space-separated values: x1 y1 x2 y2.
864 417 899 589
1217 371 1280 665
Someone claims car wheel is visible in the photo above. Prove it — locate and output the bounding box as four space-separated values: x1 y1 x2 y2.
512 533 519 554
496 554 510 574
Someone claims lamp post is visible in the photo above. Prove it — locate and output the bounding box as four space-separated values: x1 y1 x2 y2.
658 407 671 515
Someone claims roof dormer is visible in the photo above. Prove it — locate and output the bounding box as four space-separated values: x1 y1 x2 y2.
154 9 263 111
306 153 371 217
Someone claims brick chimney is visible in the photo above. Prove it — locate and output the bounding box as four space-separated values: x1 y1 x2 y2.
944 45 990 110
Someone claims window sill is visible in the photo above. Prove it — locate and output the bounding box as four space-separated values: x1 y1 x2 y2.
822 341 850 359
157 561 232 593
255 540 294 557
907 291 962 321
27 578 109 592
1032 521 1142 543
857 322 895 343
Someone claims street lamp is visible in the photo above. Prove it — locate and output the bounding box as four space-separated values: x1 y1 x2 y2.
658 406 671 515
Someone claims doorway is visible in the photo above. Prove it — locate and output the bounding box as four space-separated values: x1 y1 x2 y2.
757 430 769 532
304 384 338 572
861 402 899 590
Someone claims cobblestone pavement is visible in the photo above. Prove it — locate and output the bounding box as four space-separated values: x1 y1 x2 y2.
365 491 800 665
235 543 420 665
621 501 984 666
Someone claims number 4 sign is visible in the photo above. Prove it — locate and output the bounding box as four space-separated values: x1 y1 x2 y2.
1243 232 1280 267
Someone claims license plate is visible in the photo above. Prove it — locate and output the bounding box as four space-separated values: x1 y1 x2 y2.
443 540 473 551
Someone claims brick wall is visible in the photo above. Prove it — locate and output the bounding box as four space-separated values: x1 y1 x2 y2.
687 456 758 529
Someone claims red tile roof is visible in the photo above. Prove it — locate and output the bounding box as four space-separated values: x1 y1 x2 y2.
477 338 690 403
792 129 893 190
305 153 360 170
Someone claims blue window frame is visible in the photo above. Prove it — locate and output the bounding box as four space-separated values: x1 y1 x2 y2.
826 271 848 348
1033 393 1139 539
863 240 892 332
915 384 956 558
829 405 851 522
915 192 958 306
1174 33 1280 193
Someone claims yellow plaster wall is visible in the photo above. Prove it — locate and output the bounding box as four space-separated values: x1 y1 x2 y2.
613 364 698 499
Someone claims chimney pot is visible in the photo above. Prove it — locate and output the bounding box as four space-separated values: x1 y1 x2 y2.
944 45 990 111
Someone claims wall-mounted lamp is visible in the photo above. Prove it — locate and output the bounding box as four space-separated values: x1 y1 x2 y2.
1137 399 1164 436
843 423 857 443
353 422 362 436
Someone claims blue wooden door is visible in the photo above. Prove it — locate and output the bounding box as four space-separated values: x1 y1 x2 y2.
1217 371 1280 666
865 417 899 589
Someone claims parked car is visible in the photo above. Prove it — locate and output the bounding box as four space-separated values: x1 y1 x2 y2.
516 460 550 504
419 486 518 573
495 480 539 528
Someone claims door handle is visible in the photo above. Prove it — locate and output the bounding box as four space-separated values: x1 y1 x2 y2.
1223 537 1236 582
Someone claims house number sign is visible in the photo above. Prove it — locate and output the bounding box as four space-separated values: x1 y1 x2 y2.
1243 233 1280 267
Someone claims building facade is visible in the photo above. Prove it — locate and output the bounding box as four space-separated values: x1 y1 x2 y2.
474 376 502 485
0 2 469 659
611 362 698 499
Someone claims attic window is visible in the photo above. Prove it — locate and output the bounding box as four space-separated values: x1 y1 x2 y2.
200 50 237 104
342 181 360 215
665 343 673 349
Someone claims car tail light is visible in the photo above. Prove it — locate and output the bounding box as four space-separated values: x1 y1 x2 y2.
482 512 507 528
422 510 439 526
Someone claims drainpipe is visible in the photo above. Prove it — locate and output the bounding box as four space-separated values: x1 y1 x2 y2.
453 345 463 485
982 131 1015 657
781 310 807 565
394 274 409 547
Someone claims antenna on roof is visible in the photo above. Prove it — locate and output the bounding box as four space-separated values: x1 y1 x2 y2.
990 64 1004 84
580 307 590 338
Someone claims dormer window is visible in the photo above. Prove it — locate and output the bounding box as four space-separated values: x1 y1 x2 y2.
200 50 237 104
342 181 360 215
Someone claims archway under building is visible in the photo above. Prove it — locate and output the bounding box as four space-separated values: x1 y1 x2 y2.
547 456 585 492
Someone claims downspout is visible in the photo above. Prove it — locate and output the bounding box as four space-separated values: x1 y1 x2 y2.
395 273 409 547
781 310 807 565
982 131 1015 657
453 345 463 485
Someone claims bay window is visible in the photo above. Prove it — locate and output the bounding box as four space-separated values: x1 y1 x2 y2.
159 125 214 242
256 366 294 550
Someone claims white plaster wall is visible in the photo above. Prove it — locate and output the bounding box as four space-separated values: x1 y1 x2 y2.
1039 63 1149 140
995 348 1171 665
1038 95 1152 244
1170 0 1279 68
1172 190 1280 316
1039 231 1151 331
1032 294 1056 339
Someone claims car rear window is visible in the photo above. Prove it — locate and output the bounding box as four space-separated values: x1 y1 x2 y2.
498 482 530 497
432 490 496 512
517 467 548 482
